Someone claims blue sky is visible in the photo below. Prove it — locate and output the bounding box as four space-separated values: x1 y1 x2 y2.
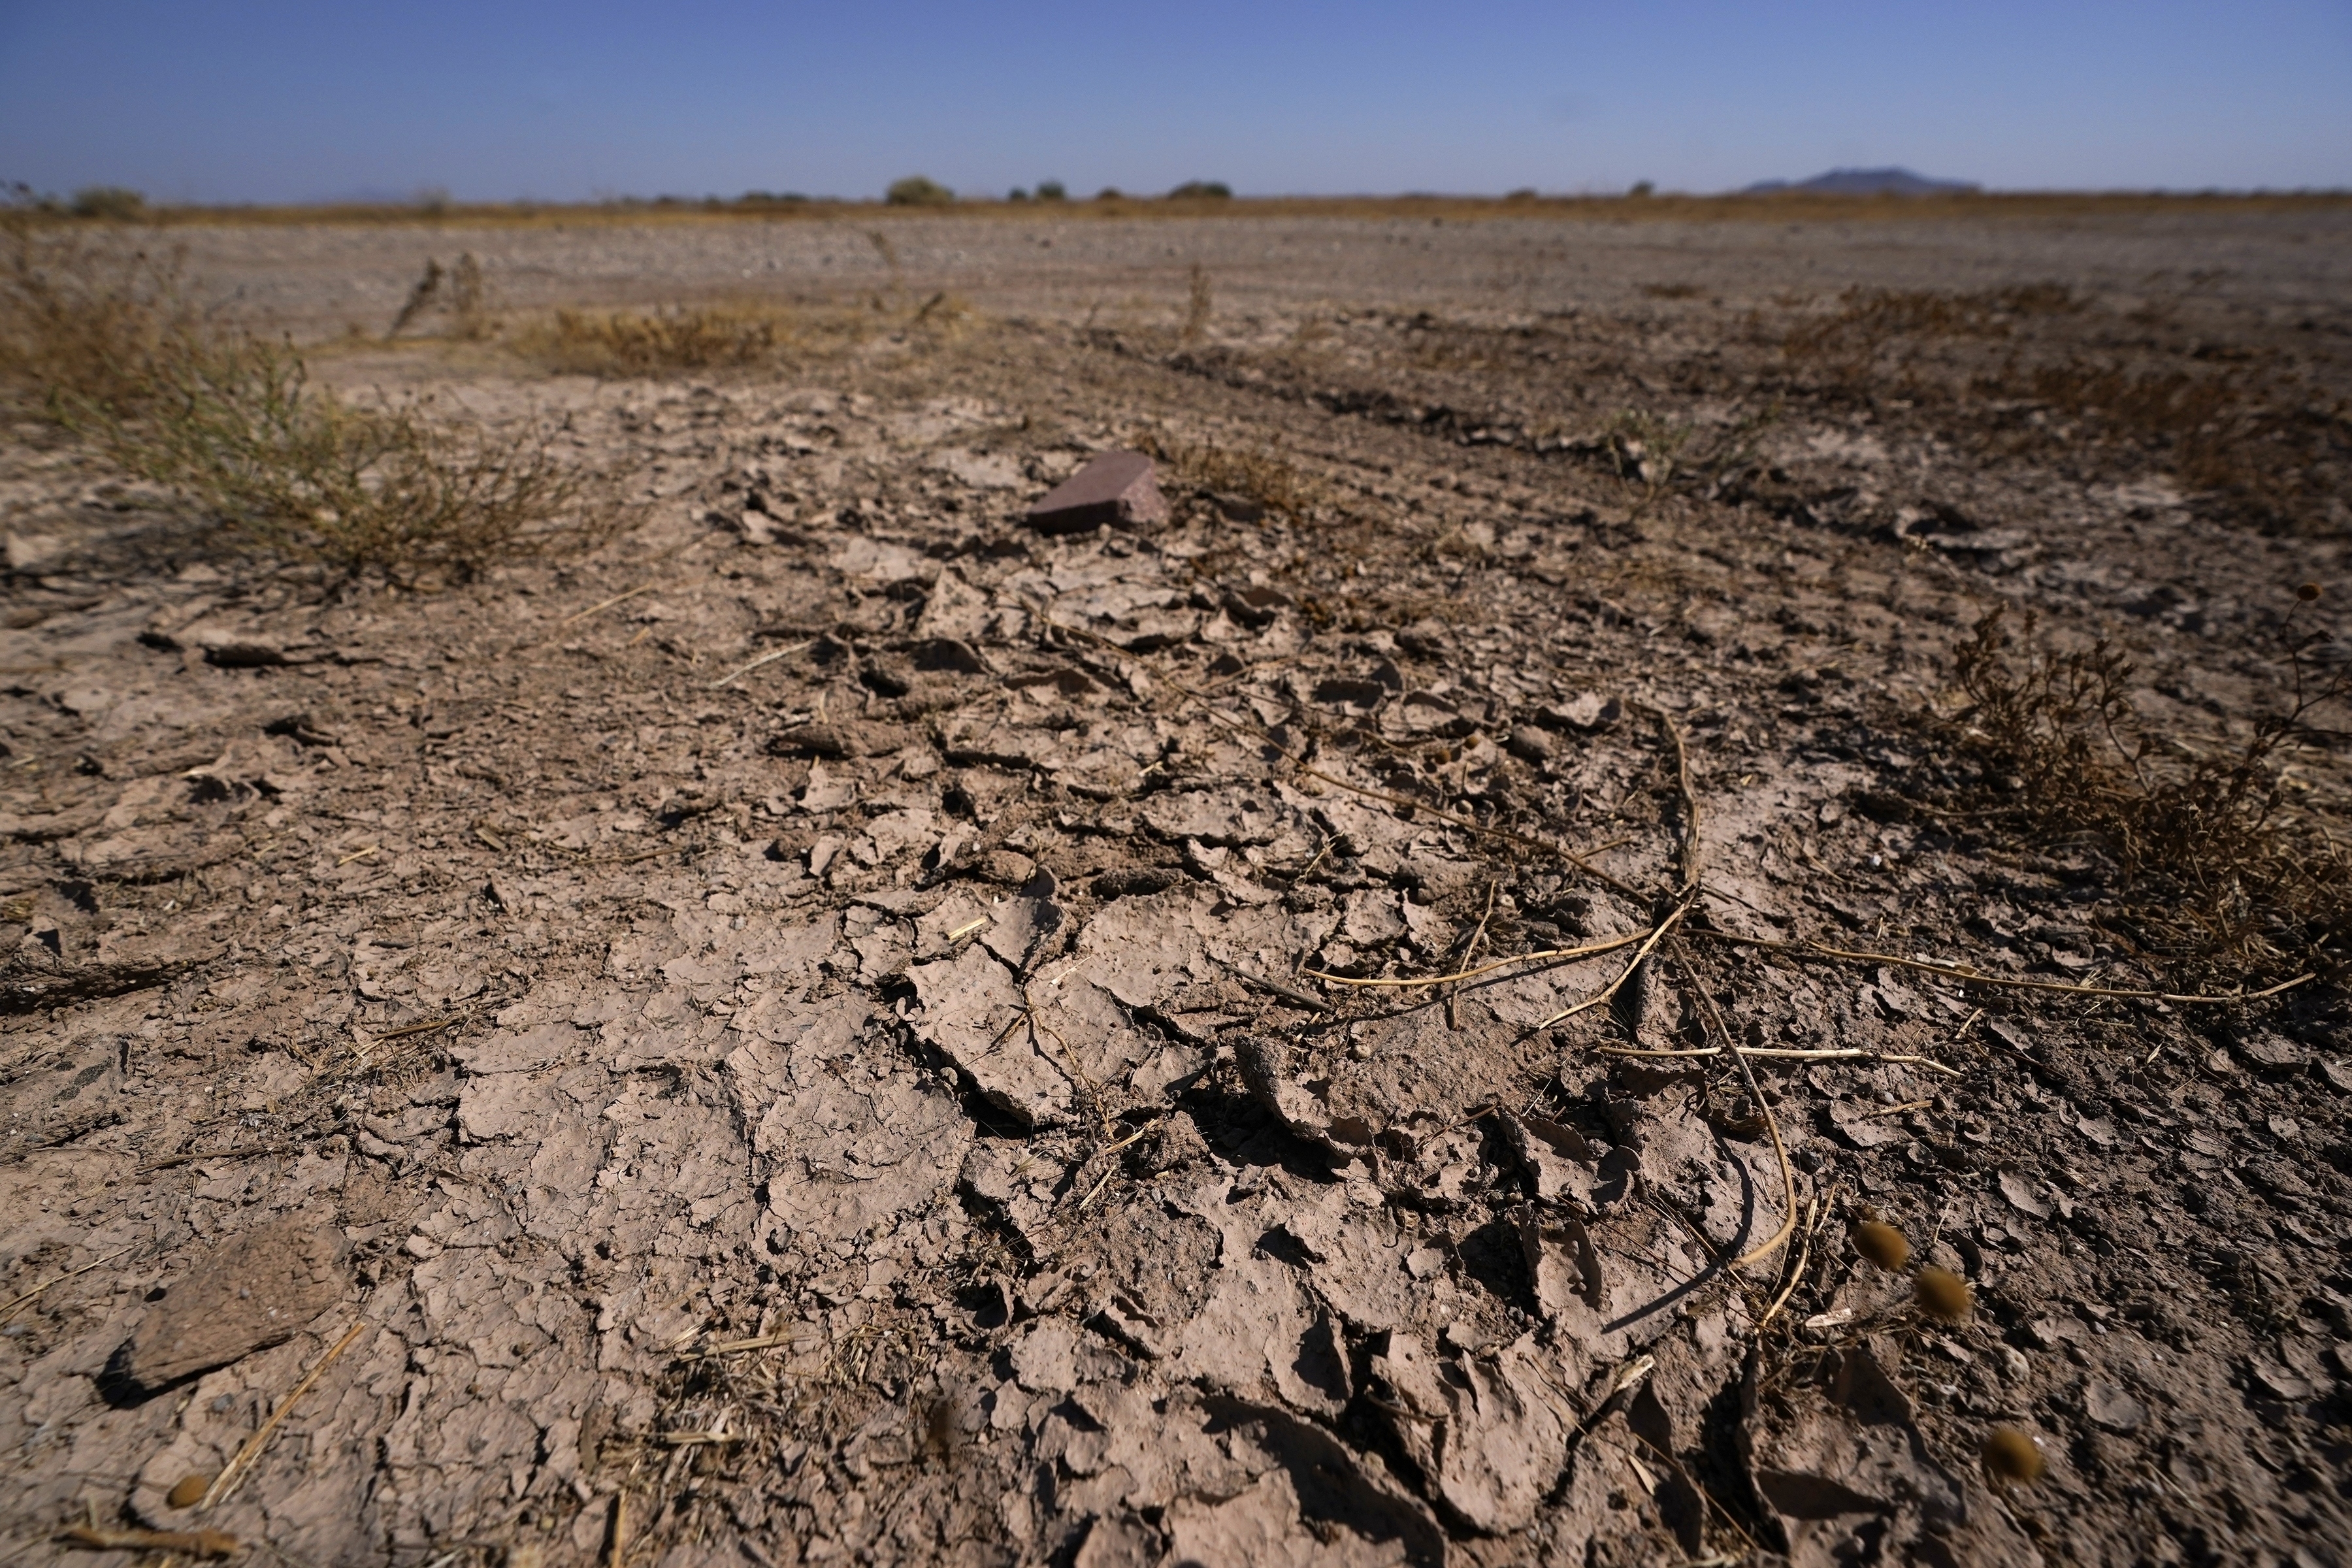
3 1 2346 204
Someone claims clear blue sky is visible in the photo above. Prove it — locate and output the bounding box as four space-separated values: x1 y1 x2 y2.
3 1 2345 204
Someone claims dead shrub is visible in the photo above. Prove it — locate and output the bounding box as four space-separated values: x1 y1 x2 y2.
1599 408 1695 498
3 214 606 581
1182 263 1212 342
71 336 603 580
450 254 492 340
885 175 954 207
514 306 783 376
909 290 972 331
384 253 495 341
70 186 148 221
1778 279 2347 532
1592 405 1778 512
1927 603 2349 981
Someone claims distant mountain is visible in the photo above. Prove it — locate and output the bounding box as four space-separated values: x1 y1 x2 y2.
1742 167 1980 197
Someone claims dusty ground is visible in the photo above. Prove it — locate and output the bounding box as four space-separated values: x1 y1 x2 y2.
4 203 2351 1567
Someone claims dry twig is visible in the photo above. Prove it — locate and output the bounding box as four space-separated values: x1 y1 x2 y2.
709 639 813 690
199 1318 370 1512
59 1526 238 1560
1688 927 2313 1005
1305 932 1646 989
0 1243 135 1324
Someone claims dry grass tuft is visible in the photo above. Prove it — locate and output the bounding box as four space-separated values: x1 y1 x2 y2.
1182 263 1213 342
80 340 604 580
1135 429 1328 521
2 214 608 581
2020 357 2350 532
615 1300 962 1561
0 216 197 416
1782 284 2082 381
1925 603 2350 982
513 306 785 376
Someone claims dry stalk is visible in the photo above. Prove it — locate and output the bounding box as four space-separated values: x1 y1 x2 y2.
199 1318 370 1512
1305 932 1646 988
1681 957 1797 1269
709 640 814 690
1760 1195 1826 1327
0 1243 136 1324
1688 928 2314 1005
1533 900 1693 1031
1593 1043 1963 1078
61 1525 239 1559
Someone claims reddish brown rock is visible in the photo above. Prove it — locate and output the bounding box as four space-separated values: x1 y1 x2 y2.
117 1215 349 1392
1025 451 1169 534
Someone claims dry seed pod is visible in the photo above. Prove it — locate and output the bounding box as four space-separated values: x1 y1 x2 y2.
1914 1266 1972 1323
1982 1425 2045 1486
1852 1218 1910 1272
166 1473 212 1509
2296 582 2322 602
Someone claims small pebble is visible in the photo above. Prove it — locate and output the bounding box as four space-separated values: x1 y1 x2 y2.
1982 1425 2045 1486
1852 1218 1910 1271
1914 1266 1972 1323
167 1473 212 1509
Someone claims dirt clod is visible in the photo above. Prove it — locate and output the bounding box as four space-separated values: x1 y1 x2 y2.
112 1214 349 1394
5 201 2347 1567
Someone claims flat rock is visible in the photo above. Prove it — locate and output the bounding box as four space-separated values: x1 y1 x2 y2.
1537 693 1620 731
1026 451 1169 534
2085 1379 2148 1432
117 1214 350 1392
1998 1168 2051 1219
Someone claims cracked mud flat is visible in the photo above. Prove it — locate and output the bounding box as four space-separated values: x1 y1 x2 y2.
3 206 2350 1566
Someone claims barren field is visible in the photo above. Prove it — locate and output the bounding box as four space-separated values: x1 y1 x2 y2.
4 201 2351 1567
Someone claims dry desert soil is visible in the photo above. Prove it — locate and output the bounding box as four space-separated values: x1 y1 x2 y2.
4 201 2351 1567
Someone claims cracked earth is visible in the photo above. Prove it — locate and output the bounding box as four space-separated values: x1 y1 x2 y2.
3 203 2350 1566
